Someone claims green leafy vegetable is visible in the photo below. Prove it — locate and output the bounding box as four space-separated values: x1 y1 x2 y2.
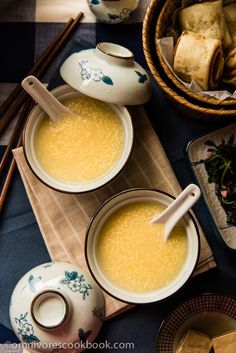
204 135 236 226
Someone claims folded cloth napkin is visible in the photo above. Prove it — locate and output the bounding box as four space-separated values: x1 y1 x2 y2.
13 106 215 319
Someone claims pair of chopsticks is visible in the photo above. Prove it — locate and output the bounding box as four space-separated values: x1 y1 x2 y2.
0 12 84 212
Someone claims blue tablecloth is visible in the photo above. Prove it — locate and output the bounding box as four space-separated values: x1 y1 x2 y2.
1 1 236 351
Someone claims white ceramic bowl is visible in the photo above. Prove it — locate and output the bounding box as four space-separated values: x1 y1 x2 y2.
9 262 105 353
87 0 139 24
85 188 200 304
60 42 152 105
23 84 133 193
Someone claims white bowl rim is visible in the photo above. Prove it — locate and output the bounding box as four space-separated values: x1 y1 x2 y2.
85 188 200 304
22 84 134 194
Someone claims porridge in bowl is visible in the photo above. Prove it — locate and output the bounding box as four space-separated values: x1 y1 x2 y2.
96 201 188 293
85 188 199 303
34 96 124 183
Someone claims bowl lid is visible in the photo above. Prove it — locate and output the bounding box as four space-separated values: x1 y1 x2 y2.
9 262 105 352
60 42 152 105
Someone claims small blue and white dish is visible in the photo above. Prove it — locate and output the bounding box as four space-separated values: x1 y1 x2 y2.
87 0 139 24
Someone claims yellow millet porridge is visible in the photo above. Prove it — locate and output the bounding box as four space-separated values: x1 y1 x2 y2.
34 96 124 183
97 201 188 293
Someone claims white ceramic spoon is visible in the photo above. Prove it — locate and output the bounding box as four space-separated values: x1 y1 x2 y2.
150 184 201 241
21 75 78 123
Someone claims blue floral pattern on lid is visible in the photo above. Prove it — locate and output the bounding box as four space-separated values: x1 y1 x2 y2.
92 304 105 321
79 60 113 85
78 328 92 343
108 8 131 22
42 263 53 269
28 275 42 293
60 271 93 300
15 313 40 343
135 70 148 83
89 0 100 5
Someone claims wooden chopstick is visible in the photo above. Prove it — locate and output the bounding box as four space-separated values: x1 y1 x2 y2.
0 12 84 212
0 18 74 119
0 97 33 175
0 136 22 213
0 160 16 212
0 12 84 136
0 98 33 212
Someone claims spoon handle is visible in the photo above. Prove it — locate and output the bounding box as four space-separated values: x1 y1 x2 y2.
151 184 201 240
21 75 66 123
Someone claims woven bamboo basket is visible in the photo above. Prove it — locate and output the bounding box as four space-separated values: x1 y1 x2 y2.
142 0 236 121
155 0 236 108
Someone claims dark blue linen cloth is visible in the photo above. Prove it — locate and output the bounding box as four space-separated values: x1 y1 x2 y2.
1 10 236 352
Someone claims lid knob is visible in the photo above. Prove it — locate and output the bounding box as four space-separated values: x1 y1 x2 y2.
31 290 70 329
96 42 134 66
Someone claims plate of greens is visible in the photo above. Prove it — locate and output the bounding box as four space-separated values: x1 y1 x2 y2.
187 123 236 251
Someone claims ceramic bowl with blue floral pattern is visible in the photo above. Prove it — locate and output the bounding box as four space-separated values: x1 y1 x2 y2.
9 262 105 353
87 0 139 24
60 42 152 106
